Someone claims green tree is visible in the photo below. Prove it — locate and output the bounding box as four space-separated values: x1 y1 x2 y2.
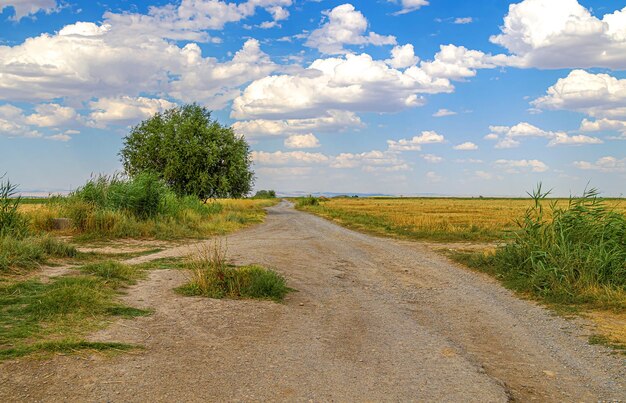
120 104 254 200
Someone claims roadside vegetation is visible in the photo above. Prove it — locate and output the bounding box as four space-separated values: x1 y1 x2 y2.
449 186 626 312
178 242 290 302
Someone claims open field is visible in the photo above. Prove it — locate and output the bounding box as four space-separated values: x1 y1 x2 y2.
297 197 626 242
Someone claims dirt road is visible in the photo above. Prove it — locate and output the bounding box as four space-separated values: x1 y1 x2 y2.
1 201 624 402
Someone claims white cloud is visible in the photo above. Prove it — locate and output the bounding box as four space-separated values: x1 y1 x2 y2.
573 156 626 173
474 170 494 180
252 150 329 165
232 110 363 138
386 44 419 69
453 142 478 151
0 104 41 138
580 118 626 138
25 103 77 127
231 53 452 120
46 133 71 142
0 0 58 21
533 70 626 120
494 159 549 173
332 150 409 172
393 0 429 15
88 97 177 127
420 44 508 80
454 17 473 24
284 133 320 149
486 121 601 148
433 108 456 117
490 0 626 69
387 130 445 151
547 132 603 147
305 4 396 54
422 154 443 163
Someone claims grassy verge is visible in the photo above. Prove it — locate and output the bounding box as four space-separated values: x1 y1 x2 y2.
0 261 148 360
0 235 77 274
177 244 290 302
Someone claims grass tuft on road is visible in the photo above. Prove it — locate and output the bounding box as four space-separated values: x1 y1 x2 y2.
178 243 290 302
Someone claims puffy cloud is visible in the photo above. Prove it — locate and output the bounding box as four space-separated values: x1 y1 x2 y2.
25 103 77 127
0 0 58 21
532 70 626 120
580 118 626 137
232 110 363 139
420 44 508 80
386 44 419 69
433 108 456 117
453 142 478 150
490 0 626 69
573 156 626 173
305 4 396 54
231 53 452 120
88 97 177 127
485 121 601 148
387 130 445 151
284 133 320 149
252 150 329 165
393 0 429 15
0 104 41 138
493 159 549 173
46 133 71 142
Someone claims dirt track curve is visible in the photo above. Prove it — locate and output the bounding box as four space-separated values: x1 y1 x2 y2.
1 201 624 402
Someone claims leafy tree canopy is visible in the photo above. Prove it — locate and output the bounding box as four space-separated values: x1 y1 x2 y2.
120 104 254 200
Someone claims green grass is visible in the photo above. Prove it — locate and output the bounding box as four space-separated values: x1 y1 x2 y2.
78 261 145 287
177 245 290 302
0 340 138 360
588 335 626 355
447 185 626 312
0 274 150 360
0 235 77 273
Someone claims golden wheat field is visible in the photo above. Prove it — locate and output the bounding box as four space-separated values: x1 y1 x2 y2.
301 197 626 242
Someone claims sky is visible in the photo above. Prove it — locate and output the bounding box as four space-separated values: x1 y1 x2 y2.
0 0 625 197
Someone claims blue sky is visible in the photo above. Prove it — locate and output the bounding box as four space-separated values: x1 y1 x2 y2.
0 0 625 196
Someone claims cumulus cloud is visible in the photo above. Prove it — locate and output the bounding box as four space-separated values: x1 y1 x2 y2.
453 142 478 150
490 0 626 69
420 44 508 80
393 0 429 15
493 159 549 173
533 70 626 120
0 0 58 21
422 154 443 163
485 122 602 148
332 150 409 172
252 150 329 165
0 104 41 138
25 103 78 127
88 97 178 127
284 133 320 149
433 108 456 117
385 44 419 69
387 130 445 151
231 53 452 120
305 4 396 54
573 156 626 173
454 17 473 24
232 110 363 139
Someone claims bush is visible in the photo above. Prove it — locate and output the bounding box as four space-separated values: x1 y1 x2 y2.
478 185 626 309
296 195 320 207
252 190 276 199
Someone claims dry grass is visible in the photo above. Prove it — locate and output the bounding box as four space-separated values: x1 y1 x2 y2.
299 197 625 242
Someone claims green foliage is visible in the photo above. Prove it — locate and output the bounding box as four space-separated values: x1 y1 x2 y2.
78 261 145 287
120 104 254 200
0 175 29 238
252 190 277 199
178 244 290 302
451 185 626 310
296 195 320 207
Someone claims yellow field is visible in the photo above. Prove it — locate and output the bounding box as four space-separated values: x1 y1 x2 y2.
301 197 626 242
